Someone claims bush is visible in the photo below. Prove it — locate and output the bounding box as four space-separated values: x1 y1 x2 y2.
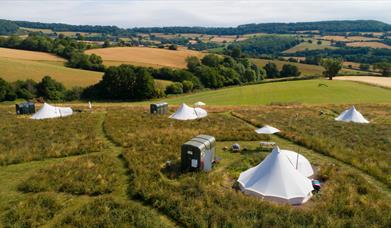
182 80 194 93
85 65 157 100
13 79 37 100
65 87 83 101
168 44 177 50
280 64 301 77
165 82 183 94
0 77 16 101
263 62 280 78
36 76 66 101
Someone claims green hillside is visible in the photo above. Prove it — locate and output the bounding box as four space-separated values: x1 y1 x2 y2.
159 79 391 105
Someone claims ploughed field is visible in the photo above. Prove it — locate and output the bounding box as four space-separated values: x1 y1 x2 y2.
0 104 390 227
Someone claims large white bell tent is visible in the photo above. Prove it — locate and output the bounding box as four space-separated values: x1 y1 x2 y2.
237 146 314 205
255 125 280 134
335 106 369 124
281 149 314 178
31 103 73 120
169 103 207 120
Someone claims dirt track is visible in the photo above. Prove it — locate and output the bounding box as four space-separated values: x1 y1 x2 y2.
335 76 391 88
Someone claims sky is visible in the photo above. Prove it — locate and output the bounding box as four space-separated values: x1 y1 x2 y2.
1 0 390 28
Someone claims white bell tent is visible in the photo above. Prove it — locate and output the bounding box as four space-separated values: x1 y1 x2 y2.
31 103 73 120
237 146 314 205
169 103 207 120
255 125 280 134
281 149 314 178
335 106 369 123
194 101 206 106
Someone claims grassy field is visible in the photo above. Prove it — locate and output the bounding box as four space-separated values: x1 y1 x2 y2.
283 39 336 53
0 104 390 226
85 46 205 68
251 58 324 75
158 79 391 105
233 104 391 187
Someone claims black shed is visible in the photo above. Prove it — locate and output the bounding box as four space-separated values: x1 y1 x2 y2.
15 102 35 115
150 102 168 114
181 135 216 172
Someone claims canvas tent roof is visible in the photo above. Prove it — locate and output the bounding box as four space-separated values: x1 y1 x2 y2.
169 103 207 120
31 103 73 120
255 125 280 134
335 106 369 123
238 146 314 205
281 149 314 178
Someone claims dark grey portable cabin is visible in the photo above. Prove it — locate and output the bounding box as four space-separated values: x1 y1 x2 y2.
150 102 168 114
181 135 216 172
15 102 35 115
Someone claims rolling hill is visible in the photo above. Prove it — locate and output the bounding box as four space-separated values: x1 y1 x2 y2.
85 47 205 68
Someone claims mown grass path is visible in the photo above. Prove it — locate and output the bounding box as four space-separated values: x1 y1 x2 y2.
98 111 179 227
229 112 391 198
0 111 178 227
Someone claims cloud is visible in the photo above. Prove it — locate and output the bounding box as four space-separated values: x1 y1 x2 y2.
1 0 390 27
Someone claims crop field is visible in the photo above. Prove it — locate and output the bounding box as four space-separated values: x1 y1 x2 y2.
346 41 391 49
0 57 103 88
283 39 336 53
85 46 205 68
322 35 380 42
0 47 65 61
159 79 391 105
335 76 391 88
0 104 390 226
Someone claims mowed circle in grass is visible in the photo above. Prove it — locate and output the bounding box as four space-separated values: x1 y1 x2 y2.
85 46 205 68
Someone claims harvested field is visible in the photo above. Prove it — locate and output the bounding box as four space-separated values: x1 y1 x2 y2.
322 35 380 42
85 46 205 68
0 47 65 61
346 41 391 49
0 57 103 88
335 76 391 88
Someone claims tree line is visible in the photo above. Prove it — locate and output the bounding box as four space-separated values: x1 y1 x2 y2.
0 76 83 102
2 19 390 36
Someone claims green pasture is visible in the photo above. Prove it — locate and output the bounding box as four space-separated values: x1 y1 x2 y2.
159 79 391 105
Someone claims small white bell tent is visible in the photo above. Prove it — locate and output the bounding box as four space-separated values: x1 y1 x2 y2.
194 101 206 106
255 125 280 134
31 103 73 120
281 149 314 178
169 103 207 120
335 106 369 123
237 146 314 205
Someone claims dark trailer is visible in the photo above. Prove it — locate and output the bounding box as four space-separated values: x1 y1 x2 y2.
15 102 35 115
181 135 216 172
150 102 168 114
